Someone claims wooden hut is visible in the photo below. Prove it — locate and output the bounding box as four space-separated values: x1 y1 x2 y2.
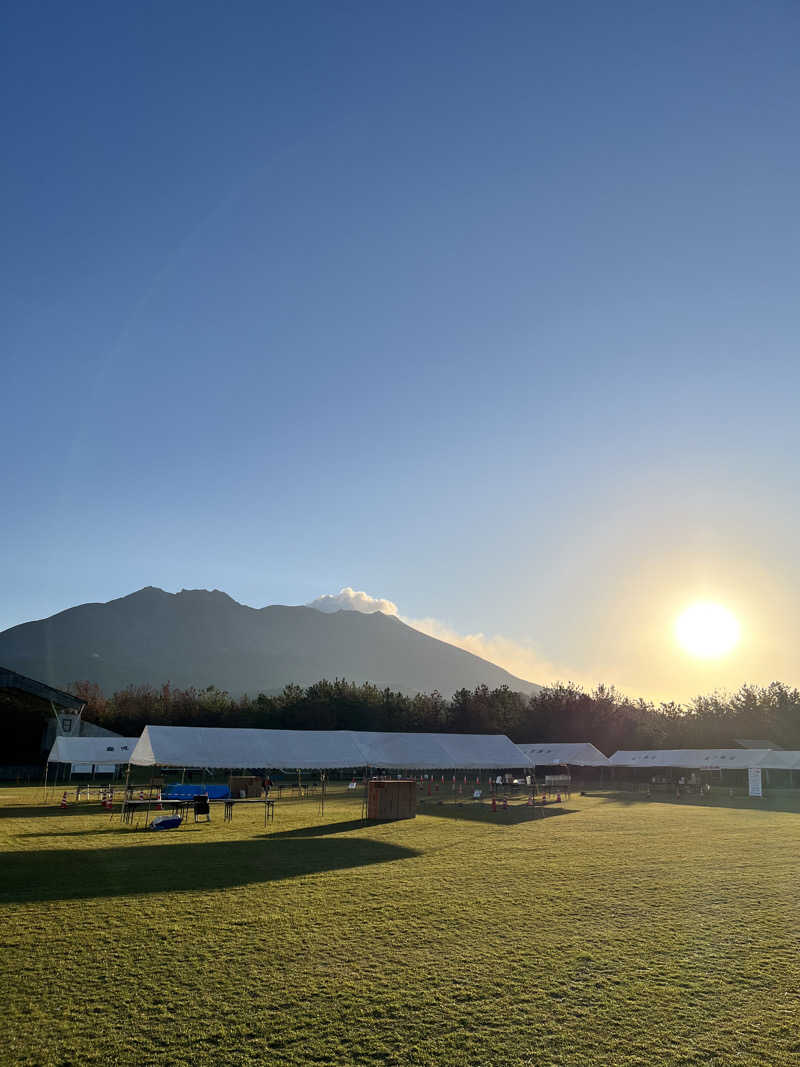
367 779 417 821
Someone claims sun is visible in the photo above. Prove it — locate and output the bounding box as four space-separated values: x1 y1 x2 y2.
675 602 741 659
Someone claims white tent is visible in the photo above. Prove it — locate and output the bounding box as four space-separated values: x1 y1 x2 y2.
352 731 531 770
757 750 800 770
607 749 789 770
130 726 368 770
516 742 608 767
45 736 139 792
47 736 138 768
130 726 533 771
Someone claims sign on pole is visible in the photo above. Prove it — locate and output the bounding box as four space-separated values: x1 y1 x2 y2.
748 767 763 798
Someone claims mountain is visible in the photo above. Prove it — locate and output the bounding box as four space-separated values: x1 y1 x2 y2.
0 587 540 698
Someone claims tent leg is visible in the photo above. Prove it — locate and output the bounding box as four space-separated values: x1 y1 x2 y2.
43 762 49 804
117 763 131 823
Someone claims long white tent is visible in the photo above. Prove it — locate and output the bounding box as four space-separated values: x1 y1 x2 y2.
608 749 800 771
516 742 608 767
47 736 139 767
130 725 532 771
352 731 530 770
131 727 368 770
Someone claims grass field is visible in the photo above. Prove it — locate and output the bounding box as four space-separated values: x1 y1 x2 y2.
3 784 800 1066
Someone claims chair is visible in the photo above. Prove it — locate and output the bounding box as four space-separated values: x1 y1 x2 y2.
193 795 211 823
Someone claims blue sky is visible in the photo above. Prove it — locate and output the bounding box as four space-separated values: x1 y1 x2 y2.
4 1 799 699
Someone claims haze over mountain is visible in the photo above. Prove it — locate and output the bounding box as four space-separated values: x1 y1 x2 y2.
0 587 540 699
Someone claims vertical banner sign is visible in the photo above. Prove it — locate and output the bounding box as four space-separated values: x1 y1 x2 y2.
748 767 763 797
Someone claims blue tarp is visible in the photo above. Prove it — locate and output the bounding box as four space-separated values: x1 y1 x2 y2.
151 815 182 830
163 784 230 799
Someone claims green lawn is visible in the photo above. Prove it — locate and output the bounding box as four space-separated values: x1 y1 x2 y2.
2 784 800 1066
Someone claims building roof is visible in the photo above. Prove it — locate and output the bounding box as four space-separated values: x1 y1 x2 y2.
0 666 85 711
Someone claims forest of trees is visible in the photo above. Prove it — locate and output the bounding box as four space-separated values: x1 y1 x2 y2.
68 677 800 757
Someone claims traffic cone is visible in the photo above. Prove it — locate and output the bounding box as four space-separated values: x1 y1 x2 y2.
527 793 533 807
156 792 163 811
491 797 496 812
60 792 68 809
502 797 508 810
556 794 562 803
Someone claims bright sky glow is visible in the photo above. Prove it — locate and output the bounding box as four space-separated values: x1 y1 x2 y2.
675 603 741 660
3 3 800 700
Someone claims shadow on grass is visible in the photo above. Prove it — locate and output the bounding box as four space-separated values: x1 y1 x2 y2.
418 801 577 825
270 819 370 838
0 804 108 820
0 836 419 904
587 789 800 815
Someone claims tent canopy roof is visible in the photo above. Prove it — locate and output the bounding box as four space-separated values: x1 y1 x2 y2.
130 726 532 770
47 736 138 765
352 731 529 770
516 742 608 767
608 748 800 770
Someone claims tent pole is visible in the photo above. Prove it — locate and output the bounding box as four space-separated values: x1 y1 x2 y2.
117 762 131 824
43 761 49 804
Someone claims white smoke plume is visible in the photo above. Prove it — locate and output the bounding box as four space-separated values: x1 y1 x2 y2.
402 615 557 687
307 587 399 616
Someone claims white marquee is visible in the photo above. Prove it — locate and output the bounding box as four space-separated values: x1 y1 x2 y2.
516 742 608 767
130 725 533 771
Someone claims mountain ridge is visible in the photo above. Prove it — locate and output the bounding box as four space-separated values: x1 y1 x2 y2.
0 586 540 698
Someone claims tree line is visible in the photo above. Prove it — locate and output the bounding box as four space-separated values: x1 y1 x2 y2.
68 678 800 756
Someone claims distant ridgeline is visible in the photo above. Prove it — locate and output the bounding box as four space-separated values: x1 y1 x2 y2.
0 586 539 699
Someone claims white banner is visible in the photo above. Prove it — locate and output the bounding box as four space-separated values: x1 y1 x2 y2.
748 767 763 797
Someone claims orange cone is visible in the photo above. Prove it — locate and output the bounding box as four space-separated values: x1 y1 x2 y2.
491 797 496 812
60 792 68 809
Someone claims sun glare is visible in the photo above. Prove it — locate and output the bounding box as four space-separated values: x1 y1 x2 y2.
675 602 741 659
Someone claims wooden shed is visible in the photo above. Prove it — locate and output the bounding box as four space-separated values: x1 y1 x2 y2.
366 779 417 821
